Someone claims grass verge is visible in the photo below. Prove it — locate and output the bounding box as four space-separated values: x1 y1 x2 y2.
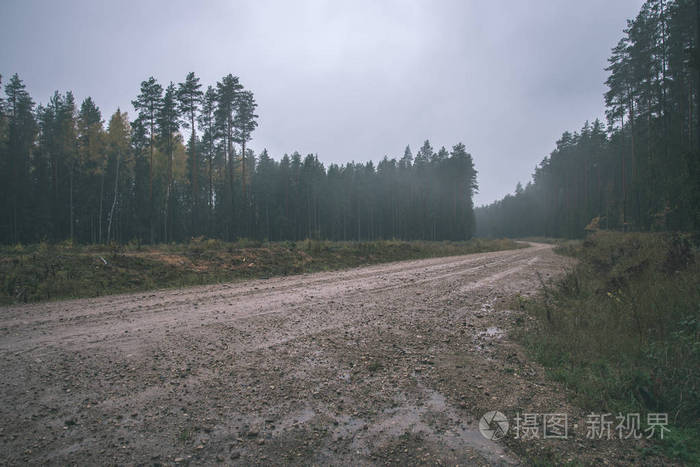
520 231 700 463
0 237 522 305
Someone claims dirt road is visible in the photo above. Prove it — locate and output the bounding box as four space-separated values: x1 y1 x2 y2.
0 243 575 465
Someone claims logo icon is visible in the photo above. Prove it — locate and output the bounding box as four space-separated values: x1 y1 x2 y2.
479 411 509 440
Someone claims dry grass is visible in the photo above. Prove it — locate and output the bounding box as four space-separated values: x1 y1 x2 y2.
0 237 522 304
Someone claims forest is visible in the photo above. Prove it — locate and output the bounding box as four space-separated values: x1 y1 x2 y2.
3 0 697 246
0 72 478 245
477 0 700 238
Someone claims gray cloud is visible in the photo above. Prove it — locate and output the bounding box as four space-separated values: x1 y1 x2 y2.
1 0 643 205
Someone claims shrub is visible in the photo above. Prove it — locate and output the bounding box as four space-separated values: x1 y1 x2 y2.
523 231 700 446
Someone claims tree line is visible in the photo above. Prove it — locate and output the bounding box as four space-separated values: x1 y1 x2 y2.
0 73 478 244
477 0 700 238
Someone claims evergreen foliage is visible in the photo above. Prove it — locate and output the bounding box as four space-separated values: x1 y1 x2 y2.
477 0 700 238
0 73 478 243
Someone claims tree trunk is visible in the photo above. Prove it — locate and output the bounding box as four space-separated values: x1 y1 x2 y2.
696 0 700 156
99 171 104 243
191 113 198 235
69 164 74 241
227 120 234 240
208 149 213 229
695 0 700 229
149 116 154 244
241 140 247 237
165 137 173 243
241 140 246 197
107 152 120 243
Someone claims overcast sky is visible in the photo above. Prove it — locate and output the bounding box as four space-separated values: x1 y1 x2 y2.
2 0 643 205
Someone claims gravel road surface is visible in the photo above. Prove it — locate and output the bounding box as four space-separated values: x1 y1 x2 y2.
0 243 574 465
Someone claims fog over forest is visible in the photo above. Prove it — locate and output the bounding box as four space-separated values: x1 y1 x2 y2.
1 0 644 207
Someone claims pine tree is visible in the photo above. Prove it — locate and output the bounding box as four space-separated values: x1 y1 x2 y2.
105 110 131 243
177 72 203 232
77 97 104 242
60 92 78 241
234 90 258 199
131 118 150 242
4 75 37 243
132 77 163 242
157 83 180 242
215 74 243 239
198 86 217 228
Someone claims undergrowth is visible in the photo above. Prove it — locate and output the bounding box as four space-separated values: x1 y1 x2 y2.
522 231 700 463
0 237 522 304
